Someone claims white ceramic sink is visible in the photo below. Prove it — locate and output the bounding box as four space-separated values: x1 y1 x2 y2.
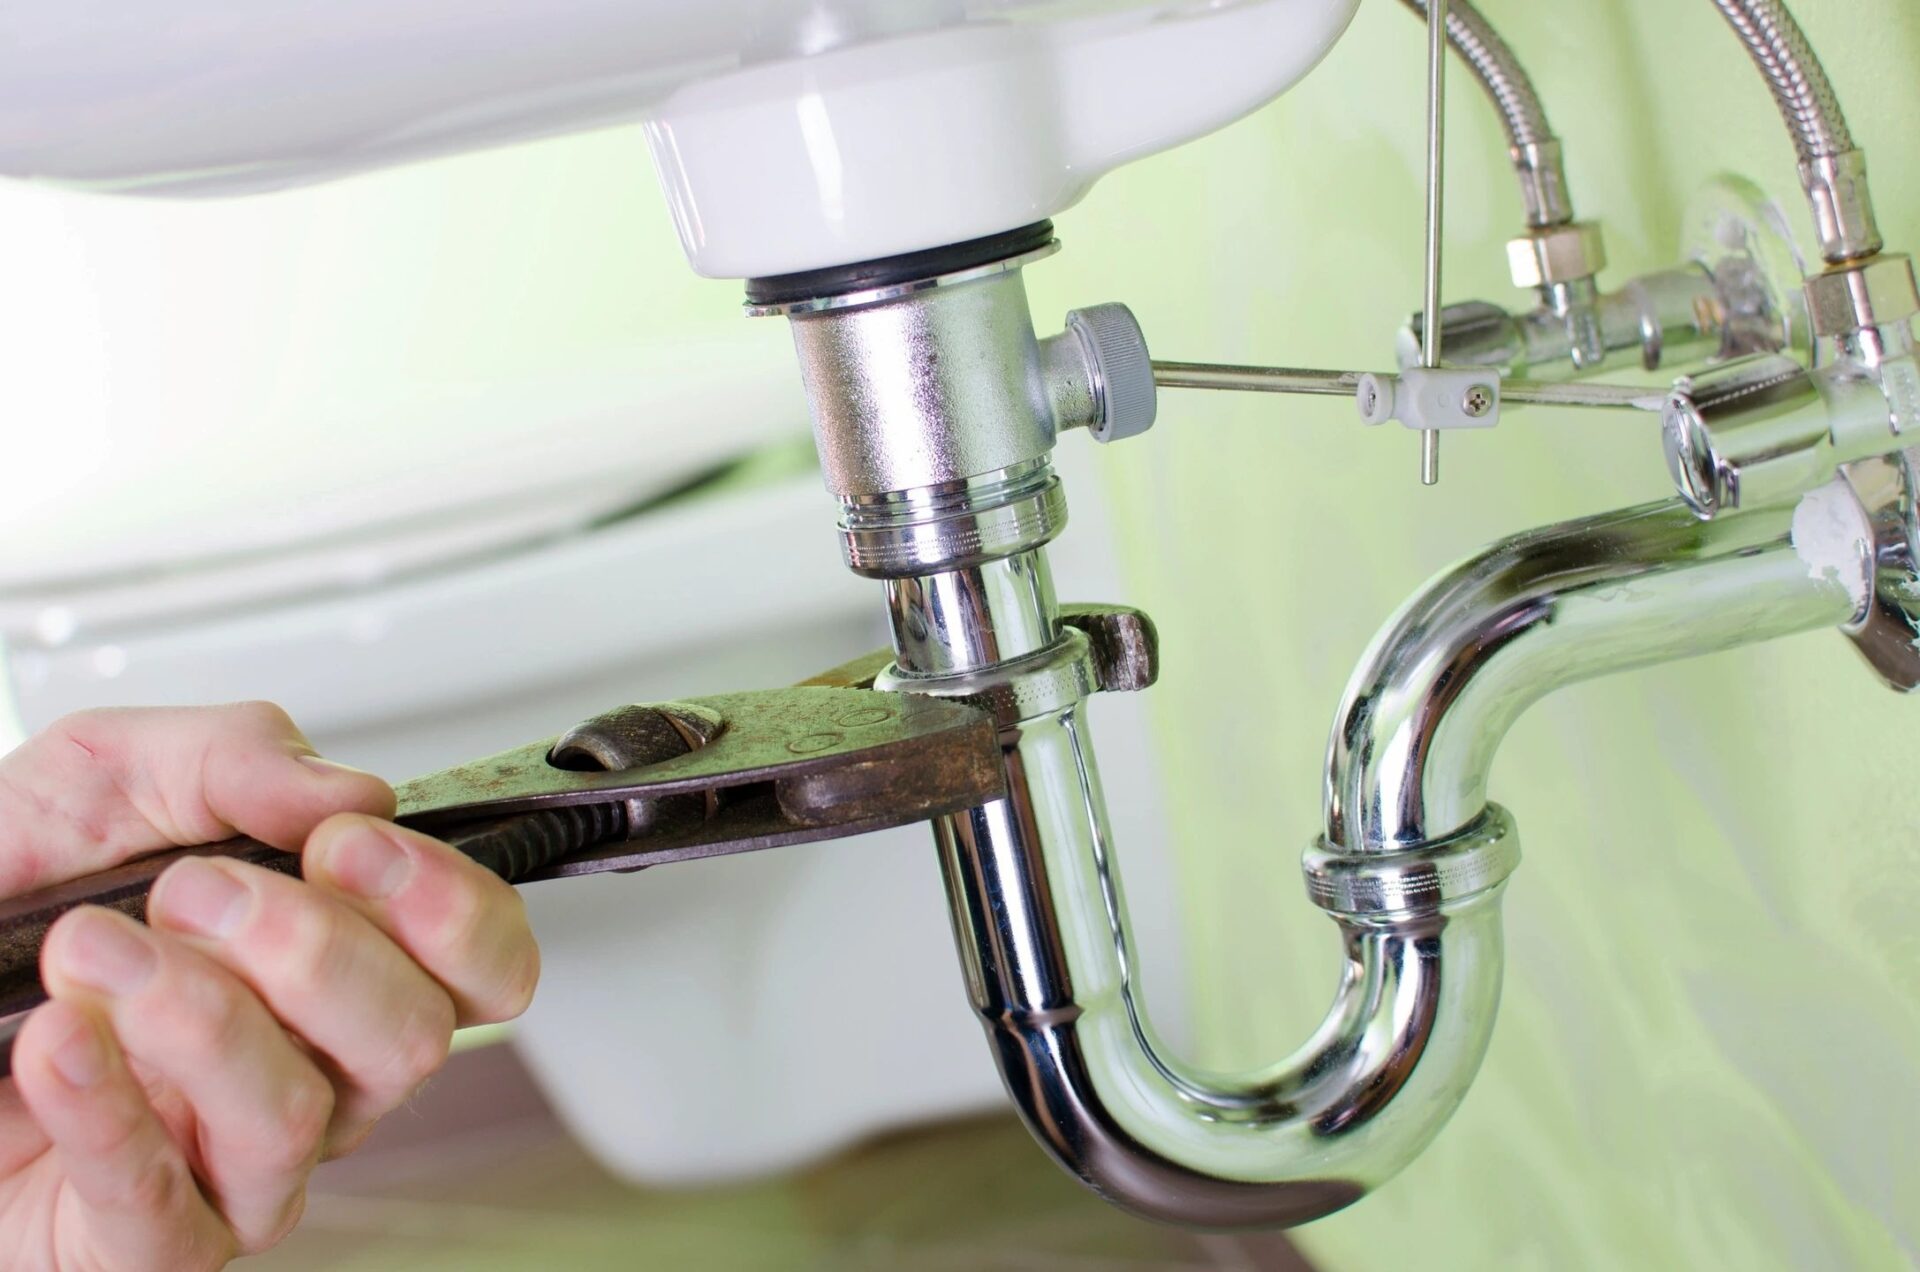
0 0 1358 276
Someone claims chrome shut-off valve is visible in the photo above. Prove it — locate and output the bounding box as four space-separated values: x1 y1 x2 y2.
1658 247 1920 691
1390 0 1804 385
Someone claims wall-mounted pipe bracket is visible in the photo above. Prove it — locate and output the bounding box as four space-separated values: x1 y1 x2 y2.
1839 451 1920 691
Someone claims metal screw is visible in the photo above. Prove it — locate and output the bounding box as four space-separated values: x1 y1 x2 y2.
1462 385 1494 418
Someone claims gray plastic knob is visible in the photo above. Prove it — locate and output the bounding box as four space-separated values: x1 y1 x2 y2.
1066 303 1157 443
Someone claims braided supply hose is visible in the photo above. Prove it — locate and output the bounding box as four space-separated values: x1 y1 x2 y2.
1397 0 1551 149
1710 0 1881 262
1397 0 1572 227
1712 0 1853 160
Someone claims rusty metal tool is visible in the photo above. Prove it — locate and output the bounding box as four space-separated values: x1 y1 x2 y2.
0 684 1004 1072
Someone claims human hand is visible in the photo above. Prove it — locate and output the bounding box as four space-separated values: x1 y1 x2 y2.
0 704 540 1269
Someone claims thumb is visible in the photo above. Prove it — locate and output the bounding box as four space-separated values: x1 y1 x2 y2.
0 703 394 897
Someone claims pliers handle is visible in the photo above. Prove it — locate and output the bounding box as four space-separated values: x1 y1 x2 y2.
0 682 1004 1068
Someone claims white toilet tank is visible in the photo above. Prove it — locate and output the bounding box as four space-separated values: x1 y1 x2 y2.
0 0 1358 276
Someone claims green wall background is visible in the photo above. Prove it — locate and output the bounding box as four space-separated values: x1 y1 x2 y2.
16 1 1915 1266
191 2 1912 1262
1020 1 1920 1267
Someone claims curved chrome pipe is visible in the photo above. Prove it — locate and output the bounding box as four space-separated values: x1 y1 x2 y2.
777 264 1884 1228
1329 486 1871 850
930 697 1511 1227
905 480 1873 1228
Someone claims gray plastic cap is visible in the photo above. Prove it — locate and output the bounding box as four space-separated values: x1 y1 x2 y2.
1067 303 1157 443
1355 372 1396 425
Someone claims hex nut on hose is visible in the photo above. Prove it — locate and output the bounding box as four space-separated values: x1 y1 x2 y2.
1506 222 1606 289
1803 253 1919 338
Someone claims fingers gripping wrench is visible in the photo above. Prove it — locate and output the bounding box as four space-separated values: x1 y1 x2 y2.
0 683 1006 1070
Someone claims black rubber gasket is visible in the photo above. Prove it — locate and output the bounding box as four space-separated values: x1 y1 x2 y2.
745 221 1055 307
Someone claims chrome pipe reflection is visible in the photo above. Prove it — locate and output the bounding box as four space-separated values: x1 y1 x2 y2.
773 254 1889 1228
885 552 1058 676
906 478 1875 1228
931 700 1510 1226
1327 484 1871 851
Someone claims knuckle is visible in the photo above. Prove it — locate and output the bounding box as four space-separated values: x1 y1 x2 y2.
84 1099 162 1175
172 967 254 1056
396 998 456 1083
259 1068 335 1173
430 866 501 955
367 992 455 1098
225 699 300 743
256 1185 311 1254
182 1233 243 1272
129 1231 238 1272
322 1121 376 1162
273 895 353 1001
48 706 115 739
112 1149 198 1219
467 937 540 1027
498 939 541 1020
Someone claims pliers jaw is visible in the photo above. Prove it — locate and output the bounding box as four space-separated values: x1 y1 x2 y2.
398 686 1005 876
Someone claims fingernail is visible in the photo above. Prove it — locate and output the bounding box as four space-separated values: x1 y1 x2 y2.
60 912 157 996
298 753 374 781
49 1014 106 1088
320 823 413 900
155 858 251 939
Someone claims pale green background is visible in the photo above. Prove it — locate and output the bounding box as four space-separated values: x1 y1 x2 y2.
9 1 1917 1267
1026 1 1920 1267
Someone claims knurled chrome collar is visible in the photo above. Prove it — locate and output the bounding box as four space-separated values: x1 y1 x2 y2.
1301 805 1521 919
838 462 1067 579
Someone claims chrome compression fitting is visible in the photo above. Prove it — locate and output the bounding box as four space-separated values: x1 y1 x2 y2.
1394 169 1809 382
1172 0 1917 516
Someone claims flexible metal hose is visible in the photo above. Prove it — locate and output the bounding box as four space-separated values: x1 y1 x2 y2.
1397 0 1551 150
1421 0 1851 166
1397 0 1571 228
1710 0 1881 262
1711 0 1852 159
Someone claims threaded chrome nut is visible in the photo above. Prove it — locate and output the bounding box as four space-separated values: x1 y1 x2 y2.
1302 805 1521 918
